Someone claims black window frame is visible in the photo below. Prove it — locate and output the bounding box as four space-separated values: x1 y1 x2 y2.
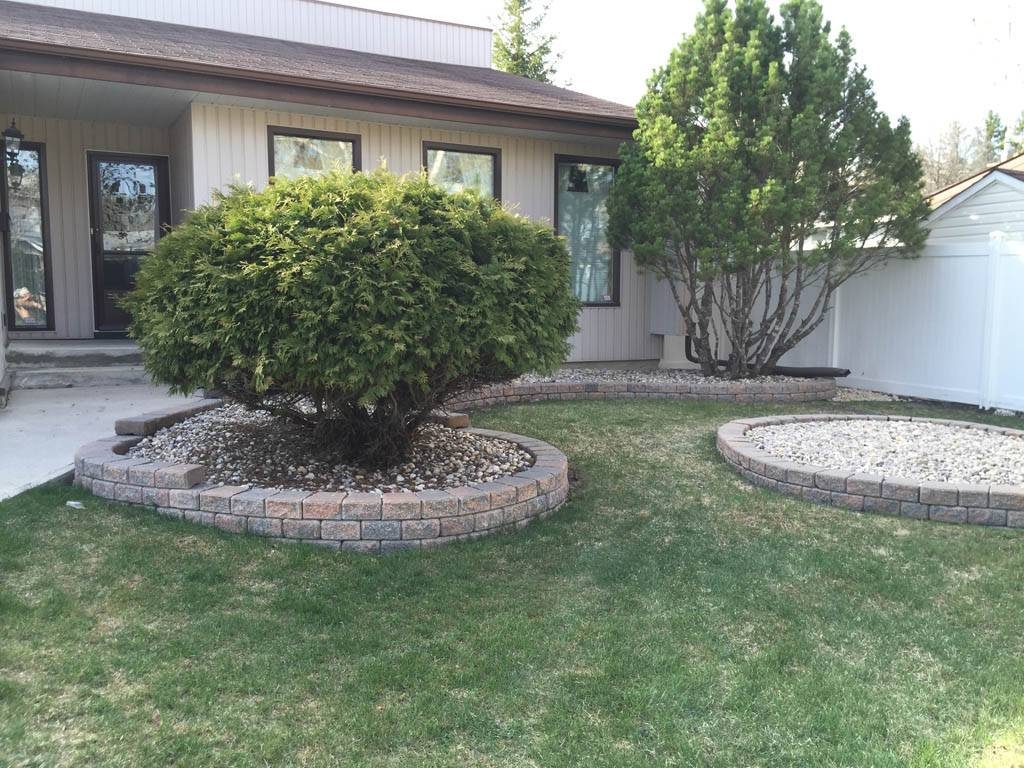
554 153 621 308
422 141 502 200
267 125 363 179
2 140 55 332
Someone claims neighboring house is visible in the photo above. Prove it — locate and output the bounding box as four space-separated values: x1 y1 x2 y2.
650 156 1024 410
926 151 1024 209
0 0 658 389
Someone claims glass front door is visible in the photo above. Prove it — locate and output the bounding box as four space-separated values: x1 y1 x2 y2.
88 153 169 334
554 156 619 306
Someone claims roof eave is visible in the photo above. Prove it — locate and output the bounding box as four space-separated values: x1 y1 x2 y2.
0 39 637 140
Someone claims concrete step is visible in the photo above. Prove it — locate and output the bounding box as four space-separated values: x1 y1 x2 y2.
10 365 152 390
7 340 142 368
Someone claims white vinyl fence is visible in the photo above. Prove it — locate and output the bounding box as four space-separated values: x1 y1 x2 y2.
822 235 1024 411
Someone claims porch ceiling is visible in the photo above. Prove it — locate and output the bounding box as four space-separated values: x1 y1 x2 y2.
0 69 194 126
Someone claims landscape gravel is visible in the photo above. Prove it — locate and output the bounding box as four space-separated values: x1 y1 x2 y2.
517 368 806 385
129 403 533 493
747 419 1024 485
832 387 899 403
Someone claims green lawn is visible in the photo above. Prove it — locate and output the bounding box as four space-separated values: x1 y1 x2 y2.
3 398 1024 767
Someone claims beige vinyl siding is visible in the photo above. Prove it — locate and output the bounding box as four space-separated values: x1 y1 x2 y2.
187 102 659 362
168 108 194 225
1 112 169 339
17 0 492 67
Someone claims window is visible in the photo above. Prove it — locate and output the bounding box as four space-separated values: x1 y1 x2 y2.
268 127 361 180
3 142 53 330
555 155 619 305
423 142 500 199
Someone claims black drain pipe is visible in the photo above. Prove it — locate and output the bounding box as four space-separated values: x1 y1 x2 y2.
684 336 850 379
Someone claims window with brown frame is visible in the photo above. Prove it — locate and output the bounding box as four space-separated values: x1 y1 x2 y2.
423 142 501 199
3 141 54 330
268 126 362 180
554 154 619 306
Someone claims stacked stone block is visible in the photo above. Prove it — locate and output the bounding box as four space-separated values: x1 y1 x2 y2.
74 401 570 553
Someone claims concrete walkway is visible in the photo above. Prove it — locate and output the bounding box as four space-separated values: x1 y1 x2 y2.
0 385 201 501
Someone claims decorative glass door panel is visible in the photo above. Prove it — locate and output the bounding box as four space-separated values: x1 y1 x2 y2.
3 142 53 330
88 154 169 334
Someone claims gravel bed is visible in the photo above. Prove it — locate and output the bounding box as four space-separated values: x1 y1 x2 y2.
517 368 807 385
748 419 1024 485
832 387 899 403
129 403 533 493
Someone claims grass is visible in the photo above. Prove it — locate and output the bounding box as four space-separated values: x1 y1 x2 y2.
3 398 1024 767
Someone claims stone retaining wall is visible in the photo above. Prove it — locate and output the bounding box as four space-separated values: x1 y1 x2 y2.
717 414 1024 528
449 377 836 410
74 402 569 553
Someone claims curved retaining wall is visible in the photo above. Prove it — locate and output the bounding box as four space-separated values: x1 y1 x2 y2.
74 402 568 553
717 414 1024 528
449 377 836 410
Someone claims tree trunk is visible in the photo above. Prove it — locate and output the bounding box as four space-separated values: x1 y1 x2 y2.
668 255 847 379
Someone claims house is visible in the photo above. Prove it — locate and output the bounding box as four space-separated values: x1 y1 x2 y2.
650 155 1024 410
0 0 659 391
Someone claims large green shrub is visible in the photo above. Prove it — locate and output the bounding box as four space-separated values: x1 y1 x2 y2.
126 170 578 465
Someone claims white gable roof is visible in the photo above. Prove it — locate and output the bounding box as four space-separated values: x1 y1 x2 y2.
926 170 1024 245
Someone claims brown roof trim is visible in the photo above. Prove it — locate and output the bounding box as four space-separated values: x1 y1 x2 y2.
0 42 634 140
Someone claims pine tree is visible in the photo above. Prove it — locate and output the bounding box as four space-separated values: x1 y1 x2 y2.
608 0 929 378
971 110 1007 167
1008 111 1024 156
492 0 559 83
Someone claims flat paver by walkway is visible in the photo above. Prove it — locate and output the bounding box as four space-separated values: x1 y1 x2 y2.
0 385 202 501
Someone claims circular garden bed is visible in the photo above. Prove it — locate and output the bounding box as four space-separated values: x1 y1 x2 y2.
717 414 1024 527
74 400 568 553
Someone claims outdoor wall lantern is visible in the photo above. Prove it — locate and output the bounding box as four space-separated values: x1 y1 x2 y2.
4 119 25 191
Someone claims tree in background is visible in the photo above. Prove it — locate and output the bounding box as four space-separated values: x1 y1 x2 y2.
918 111 1024 191
1008 111 1024 155
917 122 972 191
492 0 560 83
972 110 1008 166
608 0 929 378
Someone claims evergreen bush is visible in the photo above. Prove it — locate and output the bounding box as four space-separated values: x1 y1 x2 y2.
127 170 578 465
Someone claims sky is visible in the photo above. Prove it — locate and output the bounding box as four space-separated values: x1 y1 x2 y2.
346 0 1024 147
